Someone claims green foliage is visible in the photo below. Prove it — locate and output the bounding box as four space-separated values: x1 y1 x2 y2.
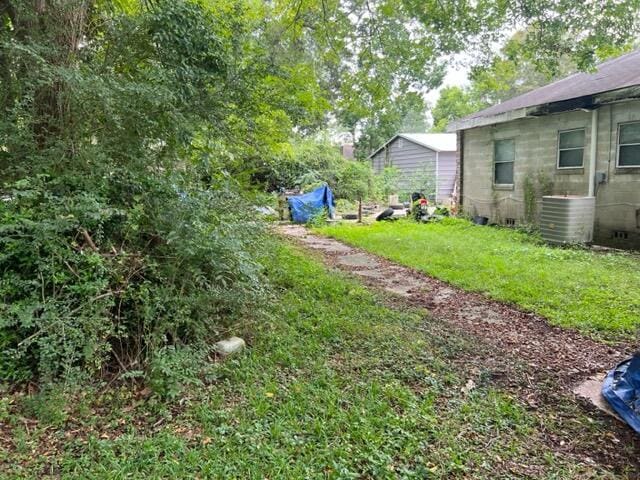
306 209 329 228
0 244 621 477
21 385 71 427
258 136 346 191
0 175 266 383
320 219 640 340
148 346 206 400
431 87 481 132
355 93 431 158
407 166 436 199
374 166 401 200
0 1 273 384
522 176 537 224
271 0 640 154
334 161 374 202
523 171 555 224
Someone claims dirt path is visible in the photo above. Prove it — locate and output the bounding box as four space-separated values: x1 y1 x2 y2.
278 224 640 476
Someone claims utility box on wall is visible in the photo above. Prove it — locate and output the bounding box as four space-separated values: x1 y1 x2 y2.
540 196 596 245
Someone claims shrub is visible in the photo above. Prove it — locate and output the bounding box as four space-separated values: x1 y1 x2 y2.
255 136 349 192
334 161 375 221
374 166 400 201
148 345 207 400
0 1 276 387
0 174 266 384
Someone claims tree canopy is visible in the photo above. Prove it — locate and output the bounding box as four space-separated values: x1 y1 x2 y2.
431 31 632 132
268 0 640 153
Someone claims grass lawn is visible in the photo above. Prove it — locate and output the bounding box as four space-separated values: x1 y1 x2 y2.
317 218 640 340
0 243 623 478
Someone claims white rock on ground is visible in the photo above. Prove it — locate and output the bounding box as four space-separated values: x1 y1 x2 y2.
214 336 246 355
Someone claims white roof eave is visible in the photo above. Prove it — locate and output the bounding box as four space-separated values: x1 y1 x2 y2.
398 134 446 153
447 107 532 132
367 133 456 159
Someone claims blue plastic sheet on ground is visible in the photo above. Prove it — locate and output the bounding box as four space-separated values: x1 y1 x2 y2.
287 184 335 223
602 353 640 433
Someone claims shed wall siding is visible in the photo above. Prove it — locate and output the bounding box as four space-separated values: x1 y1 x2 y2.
371 137 450 199
461 99 640 249
371 149 386 173
436 151 457 202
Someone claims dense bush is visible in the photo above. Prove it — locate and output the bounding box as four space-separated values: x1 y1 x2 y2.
0 1 288 386
257 137 348 192
0 173 266 383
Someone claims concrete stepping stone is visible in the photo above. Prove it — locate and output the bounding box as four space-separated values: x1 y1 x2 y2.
462 306 506 325
574 375 621 420
303 239 352 253
353 270 386 279
337 253 379 268
430 287 457 305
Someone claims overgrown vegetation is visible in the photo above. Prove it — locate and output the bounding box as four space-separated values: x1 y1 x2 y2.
522 171 553 224
0 0 313 385
1 0 639 394
318 219 640 339
2 245 629 478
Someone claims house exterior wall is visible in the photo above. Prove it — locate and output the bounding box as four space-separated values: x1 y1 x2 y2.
371 137 455 203
460 99 640 249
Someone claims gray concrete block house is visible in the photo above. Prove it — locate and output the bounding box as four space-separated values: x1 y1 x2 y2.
368 133 457 204
449 49 640 249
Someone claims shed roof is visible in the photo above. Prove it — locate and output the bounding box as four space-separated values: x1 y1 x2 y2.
368 133 456 159
451 49 640 131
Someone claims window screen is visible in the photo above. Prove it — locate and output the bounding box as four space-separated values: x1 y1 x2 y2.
618 122 640 167
494 139 514 185
558 129 585 168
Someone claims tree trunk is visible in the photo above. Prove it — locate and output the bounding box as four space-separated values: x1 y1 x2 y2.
357 197 362 223
0 1 93 149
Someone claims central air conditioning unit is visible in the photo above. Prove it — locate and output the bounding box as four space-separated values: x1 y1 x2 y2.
540 196 596 245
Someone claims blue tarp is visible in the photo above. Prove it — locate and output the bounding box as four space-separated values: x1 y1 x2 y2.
287 184 335 223
602 353 640 433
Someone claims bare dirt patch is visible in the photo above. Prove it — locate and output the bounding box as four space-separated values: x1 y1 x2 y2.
277 224 640 476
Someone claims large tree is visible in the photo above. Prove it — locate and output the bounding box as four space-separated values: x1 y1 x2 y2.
271 0 640 153
431 30 632 132
431 87 481 133
0 0 333 383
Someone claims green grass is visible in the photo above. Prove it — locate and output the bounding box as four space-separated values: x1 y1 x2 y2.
317 218 640 340
0 244 626 478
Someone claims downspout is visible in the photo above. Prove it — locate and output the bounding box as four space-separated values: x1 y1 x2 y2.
588 108 599 197
456 130 464 213
435 151 439 203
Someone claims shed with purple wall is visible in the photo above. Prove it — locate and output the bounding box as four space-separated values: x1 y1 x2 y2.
368 133 457 204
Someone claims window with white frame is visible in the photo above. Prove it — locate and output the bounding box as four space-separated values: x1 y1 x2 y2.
617 122 640 167
494 139 514 185
557 129 585 168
